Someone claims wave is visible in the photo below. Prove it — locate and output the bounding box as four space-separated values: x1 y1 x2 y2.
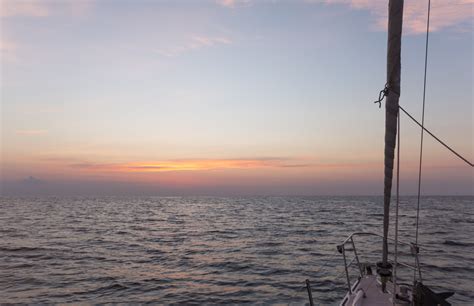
443 240 474 247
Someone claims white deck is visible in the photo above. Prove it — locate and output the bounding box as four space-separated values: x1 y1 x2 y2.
339 275 410 306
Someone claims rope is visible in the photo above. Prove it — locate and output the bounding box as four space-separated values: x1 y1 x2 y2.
399 106 473 167
393 113 401 304
374 83 390 108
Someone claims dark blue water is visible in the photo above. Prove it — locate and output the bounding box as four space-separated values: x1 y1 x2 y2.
0 196 472 304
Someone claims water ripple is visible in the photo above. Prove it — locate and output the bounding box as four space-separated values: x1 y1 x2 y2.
0 196 472 304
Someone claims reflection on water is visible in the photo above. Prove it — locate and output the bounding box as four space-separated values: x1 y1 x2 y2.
0 196 472 304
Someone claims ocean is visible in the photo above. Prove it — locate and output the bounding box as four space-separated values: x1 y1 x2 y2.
0 196 472 304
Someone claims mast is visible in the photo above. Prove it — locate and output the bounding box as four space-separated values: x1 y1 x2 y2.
378 0 404 292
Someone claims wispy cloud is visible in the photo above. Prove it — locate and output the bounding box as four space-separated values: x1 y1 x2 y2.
216 0 252 8
68 158 310 173
404 0 474 33
0 37 17 57
0 0 49 17
319 0 473 34
217 0 471 33
0 0 94 18
157 35 233 57
15 129 47 135
1 0 95 62
64 158 382 174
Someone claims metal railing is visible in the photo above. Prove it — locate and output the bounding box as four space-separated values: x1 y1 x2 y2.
336 232 422 294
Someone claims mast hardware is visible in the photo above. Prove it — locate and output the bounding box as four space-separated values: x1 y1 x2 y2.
373 83 391 108
305 279 315 306
410 243 420 255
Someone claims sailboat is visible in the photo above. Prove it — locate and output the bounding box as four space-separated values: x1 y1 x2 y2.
306 0 472 305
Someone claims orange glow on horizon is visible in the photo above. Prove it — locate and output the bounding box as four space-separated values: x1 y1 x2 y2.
70 158 312 173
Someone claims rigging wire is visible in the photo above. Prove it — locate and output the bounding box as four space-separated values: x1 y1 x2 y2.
414 0 431 252
398 106 473 167
393 113 401 304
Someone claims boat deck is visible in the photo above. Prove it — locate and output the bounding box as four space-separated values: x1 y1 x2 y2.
340 275 409 306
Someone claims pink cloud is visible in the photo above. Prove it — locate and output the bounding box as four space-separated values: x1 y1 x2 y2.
216 0 252 8
1 0 94 61
192 36 232 46
0 0 49 18
0 0 94 18
0 36 20 62
321 0 473 34
0 37 16 53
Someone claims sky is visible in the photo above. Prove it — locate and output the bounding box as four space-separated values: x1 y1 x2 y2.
0 0 472 196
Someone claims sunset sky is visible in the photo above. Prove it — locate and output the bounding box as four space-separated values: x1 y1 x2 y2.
1 0 472 195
